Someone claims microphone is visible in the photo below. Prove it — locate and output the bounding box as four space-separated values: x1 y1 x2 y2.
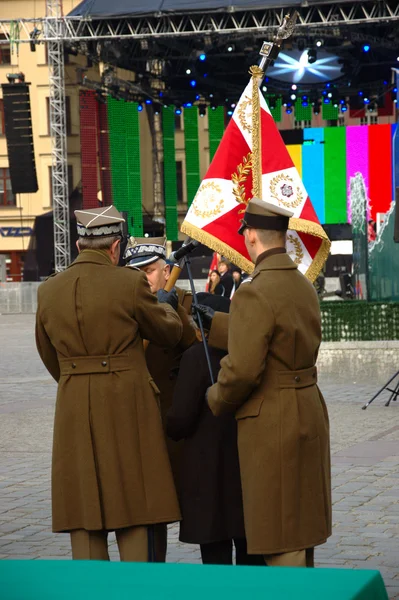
169 239 200 263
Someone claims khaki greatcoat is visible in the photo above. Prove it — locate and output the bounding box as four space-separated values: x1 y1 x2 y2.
35 250 182 533
208 251 332 555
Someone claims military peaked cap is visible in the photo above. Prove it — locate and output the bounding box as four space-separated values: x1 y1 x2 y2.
75 206 125 237
238 197 294 235
124 237 167 268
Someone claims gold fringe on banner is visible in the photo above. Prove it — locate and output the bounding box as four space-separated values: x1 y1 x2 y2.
181 218 331 282
249 65 264 199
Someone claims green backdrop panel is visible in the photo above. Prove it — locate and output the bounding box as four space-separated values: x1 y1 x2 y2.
184 107 201 207
208 106 225 161
324 127 347 224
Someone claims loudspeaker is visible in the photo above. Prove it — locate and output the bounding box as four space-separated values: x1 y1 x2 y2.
1 83 38 194
394 187 399 243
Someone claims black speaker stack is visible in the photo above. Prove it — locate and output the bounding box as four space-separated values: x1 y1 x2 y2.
1 82 38 194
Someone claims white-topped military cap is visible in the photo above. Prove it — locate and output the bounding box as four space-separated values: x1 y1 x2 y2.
124 237 167 268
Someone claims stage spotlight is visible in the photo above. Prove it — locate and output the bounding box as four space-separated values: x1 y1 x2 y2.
397 57 399 62
323 98 330 104
184 102 193 108
291 94 296 100
227 110 233 116
210 102 217 110
227 44 234 52
341 105 348 112
302 100 308 107
358 91 364 96
291 84 297 91
199 104 207 117
307 48 317 64
190 80 197 88
186 68 191 74
145 99 152 105
316 40 323 48
153 103 162 115
175 106 182 115
199 53 206 61
363 44 370 52
262 85 267 92
138 103 143 112
286 108 293 114
327 92 332 98
364 97 370 104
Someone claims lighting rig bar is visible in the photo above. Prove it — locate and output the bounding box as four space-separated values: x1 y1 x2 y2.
1 1 399 43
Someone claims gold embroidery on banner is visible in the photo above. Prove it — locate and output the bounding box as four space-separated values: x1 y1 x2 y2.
232 153 253 213
287 233 304 266
192 181 225 220
237 95 252 134
270 173 303 209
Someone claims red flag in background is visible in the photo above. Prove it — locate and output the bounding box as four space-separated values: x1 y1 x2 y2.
181 67 330 281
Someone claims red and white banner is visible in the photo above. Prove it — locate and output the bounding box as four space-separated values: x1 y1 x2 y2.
181 77 330 281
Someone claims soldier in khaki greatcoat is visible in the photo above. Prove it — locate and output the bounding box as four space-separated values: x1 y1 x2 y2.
124 238 197 561
35 206 182 562
206 197 332 567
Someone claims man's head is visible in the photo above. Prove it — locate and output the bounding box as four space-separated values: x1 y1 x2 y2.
140 259 170 293
218 259 230 275
238 197 293 263
123 237 168 293
75 206 125 266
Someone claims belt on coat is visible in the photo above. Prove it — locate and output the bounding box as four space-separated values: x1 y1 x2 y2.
59 353 132 376
277 366 317 388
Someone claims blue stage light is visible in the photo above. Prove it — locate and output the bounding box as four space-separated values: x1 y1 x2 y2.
137 103 143 112
323 98 330 104
145 99 152 105
175 107 182 115
199 53 206 61
363 45 370 52
286 108 292 114
196 95 200 100
341 106 347 112
227 110 233 116
358 91 363 96
190 80 197 88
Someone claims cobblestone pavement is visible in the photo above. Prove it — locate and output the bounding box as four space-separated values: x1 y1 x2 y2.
1 315 399 597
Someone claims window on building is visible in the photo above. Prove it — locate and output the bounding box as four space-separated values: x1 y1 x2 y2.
0 36 11 65
0 99 4 135
0 168 16 206
48 165 74 205
46 96 72 135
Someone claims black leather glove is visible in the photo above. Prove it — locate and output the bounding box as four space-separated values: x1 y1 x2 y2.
157 288 178 312
193 304 215 331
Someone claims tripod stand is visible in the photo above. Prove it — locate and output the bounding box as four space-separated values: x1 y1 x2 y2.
362 369 399 409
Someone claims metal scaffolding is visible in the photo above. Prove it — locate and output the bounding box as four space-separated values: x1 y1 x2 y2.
1 1 399 44
45 1 70 271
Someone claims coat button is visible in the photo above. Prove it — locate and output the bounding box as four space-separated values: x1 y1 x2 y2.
71 363 76 369
294 376 300 382
102 361 107 367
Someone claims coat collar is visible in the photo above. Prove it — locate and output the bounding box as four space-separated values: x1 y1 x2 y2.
254 249 297 274
68 249 114 268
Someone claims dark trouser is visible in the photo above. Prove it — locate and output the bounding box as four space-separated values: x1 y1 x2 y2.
200 539 265 566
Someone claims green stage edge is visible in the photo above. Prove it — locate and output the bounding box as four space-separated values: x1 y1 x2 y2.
184 107 201 207
162 106 179 241
208 106 225 160
107 97 143 236
324 127 347 224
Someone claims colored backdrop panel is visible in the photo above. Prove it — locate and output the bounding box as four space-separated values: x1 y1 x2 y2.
162 106 179 241
287 144 302 177
303 128 325 223
324 127 347 224
368 124 392 220
184 107 201 207
346 126 369 223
